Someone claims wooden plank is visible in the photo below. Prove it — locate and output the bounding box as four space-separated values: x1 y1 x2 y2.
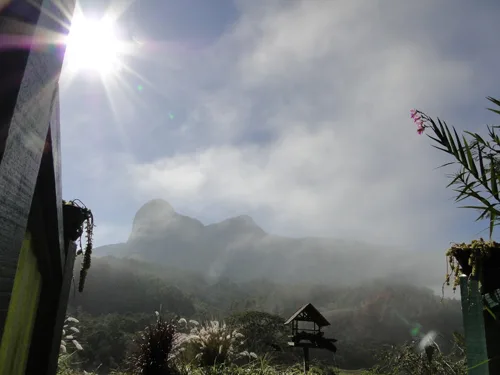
0 0 47 342
49 89 65 261
288 342 318 348
47 243 77 375
26 242 76 375
0 232 42 375
0 1 75 371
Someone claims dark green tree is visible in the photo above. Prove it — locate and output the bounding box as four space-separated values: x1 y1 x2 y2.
227 311 288 354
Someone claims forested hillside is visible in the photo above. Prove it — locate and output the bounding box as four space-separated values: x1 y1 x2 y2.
93 199 446 290
68 256 462 373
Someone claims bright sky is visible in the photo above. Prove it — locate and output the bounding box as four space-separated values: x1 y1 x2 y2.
59 0 500 254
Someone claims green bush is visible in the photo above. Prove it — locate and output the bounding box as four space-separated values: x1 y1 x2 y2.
127 311 182 375
177 319 256 367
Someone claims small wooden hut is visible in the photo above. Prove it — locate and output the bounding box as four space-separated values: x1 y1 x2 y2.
285 303 337 373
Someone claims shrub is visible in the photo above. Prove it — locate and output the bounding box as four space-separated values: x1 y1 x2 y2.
178 319 256 367
370 332 466 375
127 311 182 375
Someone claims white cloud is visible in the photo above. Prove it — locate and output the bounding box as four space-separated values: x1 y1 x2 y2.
63 0 500 252
124 0 493 250
93 222 132 247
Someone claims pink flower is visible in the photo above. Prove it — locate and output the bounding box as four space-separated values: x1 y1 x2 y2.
410 108 426 134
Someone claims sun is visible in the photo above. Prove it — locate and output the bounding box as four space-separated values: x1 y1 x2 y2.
64 14 123 76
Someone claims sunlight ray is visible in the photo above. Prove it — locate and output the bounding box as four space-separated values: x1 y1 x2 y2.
27 0 72 32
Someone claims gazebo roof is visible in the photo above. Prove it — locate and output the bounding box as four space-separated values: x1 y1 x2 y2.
284 303 330 327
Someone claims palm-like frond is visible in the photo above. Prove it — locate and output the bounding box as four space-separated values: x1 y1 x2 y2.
416 97 500 238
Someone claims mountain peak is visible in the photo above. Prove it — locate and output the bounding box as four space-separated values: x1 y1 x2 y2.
134 199 175 221
131 199 176 236
232 214 257 225
217 214 266 236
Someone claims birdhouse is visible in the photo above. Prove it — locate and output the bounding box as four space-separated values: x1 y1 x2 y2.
284 303 338 374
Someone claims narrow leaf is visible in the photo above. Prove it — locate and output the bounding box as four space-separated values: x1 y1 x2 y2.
446 172 465 188
490 211 497 240
435 162 455 170
491 157 499 200
465 131 487 145
442 120 459 156
477 145 487 184
431 145 451 154
463 136 478 177
453 127 467 164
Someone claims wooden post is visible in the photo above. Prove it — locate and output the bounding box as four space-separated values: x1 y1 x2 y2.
303 346 309 374
0 1 75 374
460 275 489 375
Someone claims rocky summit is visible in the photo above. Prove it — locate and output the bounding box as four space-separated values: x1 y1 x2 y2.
94 199 445 288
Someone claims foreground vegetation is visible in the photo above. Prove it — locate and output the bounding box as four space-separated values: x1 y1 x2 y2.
54 255 468 374
66 256 463 372
57 312 467 374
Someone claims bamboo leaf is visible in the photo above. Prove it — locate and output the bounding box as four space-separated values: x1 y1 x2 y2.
487 96 500 107
477 144 487 184
453 127 467 164
430 117 444 140
465 131 487 145
491 157 499 201
487 97 500 115
487 108 500 115
473 193 494 208
441 120 459 156
454 181 478 202
463 136 478 177
490 211 497 240
435 162 455 170
446 172 465 188
431 145 451 154
476 207 492 222
427 134 446 146
461 206 489 210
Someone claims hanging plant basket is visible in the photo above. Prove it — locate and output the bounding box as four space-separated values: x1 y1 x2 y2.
445 238 500 295
63 204 88 241
62 199 94 293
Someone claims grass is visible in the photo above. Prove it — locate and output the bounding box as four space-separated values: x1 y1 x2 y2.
58 363 370 375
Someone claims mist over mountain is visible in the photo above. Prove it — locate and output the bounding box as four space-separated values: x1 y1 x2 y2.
94 199 446 290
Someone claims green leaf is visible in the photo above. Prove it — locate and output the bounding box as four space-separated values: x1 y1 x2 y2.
487 108 500 115
487 97 500 115
463 136 478 177
490 211 497 239
446 171 465 189
491 157 499 200
487 96 500 107
463 188 493 208
453 127 467 164
454 180 478 202
461 205 489 210
442 120 459 156
477 207 492 222
431 145 451 154
465 131 487 145
434 162 455 170
477 144 487 184
427 134 445 145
